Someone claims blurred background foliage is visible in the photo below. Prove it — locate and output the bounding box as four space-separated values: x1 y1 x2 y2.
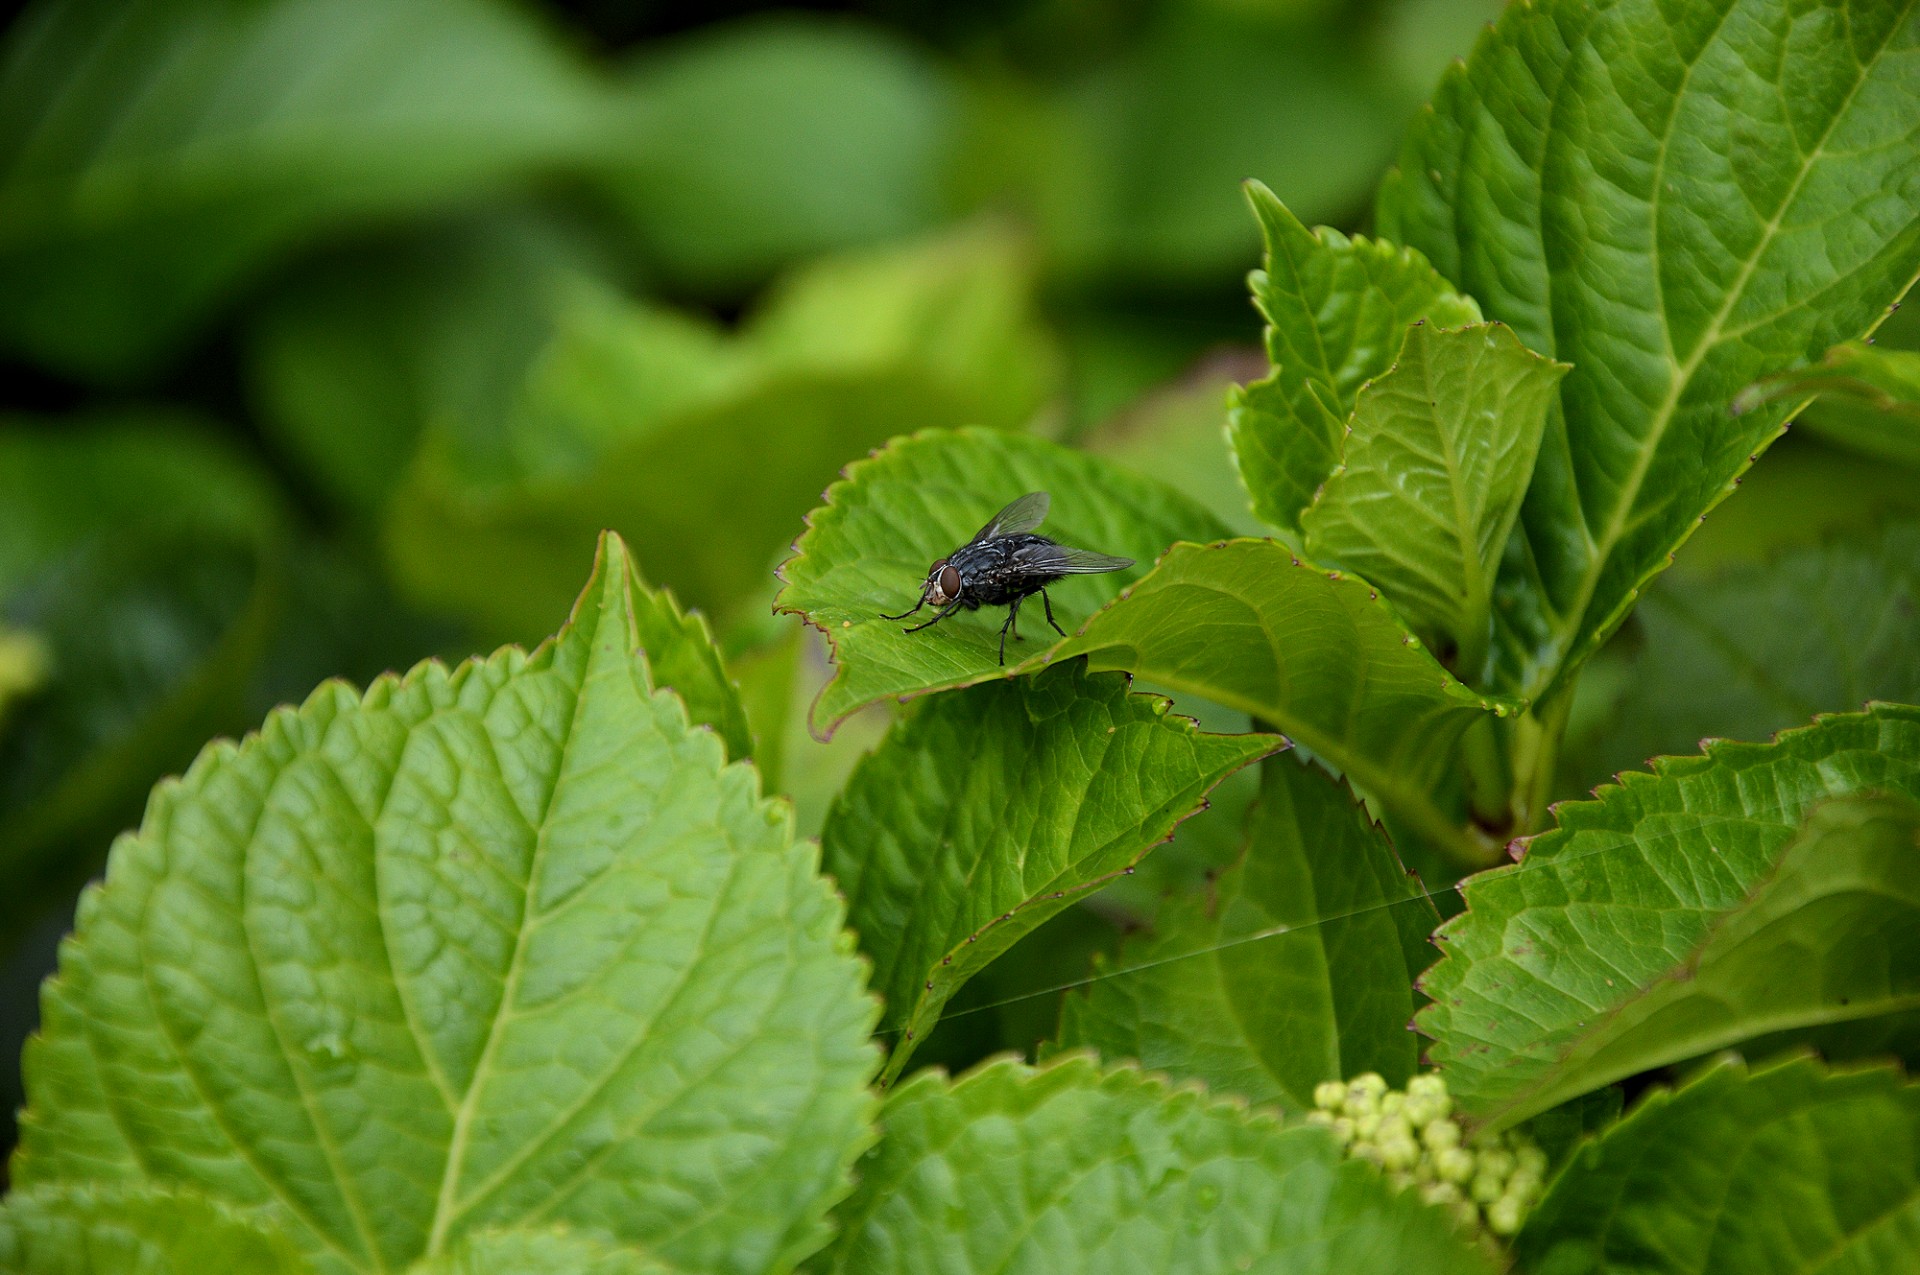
1 0 1916 1163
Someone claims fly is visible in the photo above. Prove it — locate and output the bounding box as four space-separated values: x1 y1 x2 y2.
881 491 1134 665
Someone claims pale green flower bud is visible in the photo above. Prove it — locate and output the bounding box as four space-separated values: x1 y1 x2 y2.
1477 1147 1515 1181
1306 1109 1336 1129
1419 1180 1462 1207
1379 1092 1406 1117
1422 1118 1462 1151
1331 1117 1355 1143
1515 1145 1549 1178
1314 1080 1347 1111
1470 1172 1505 1204
1434 1146 1475 1183
1380 1135 1421 1171
1486 1195 1525 1236
1450 1200 1481 1229
1347 1073 1388 1109
1353 1110 1382 1139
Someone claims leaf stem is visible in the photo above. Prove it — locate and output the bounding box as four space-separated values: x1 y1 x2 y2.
1509 682 1574 834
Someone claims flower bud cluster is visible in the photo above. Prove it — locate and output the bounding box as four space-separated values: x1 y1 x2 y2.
1307 1072 1545 1236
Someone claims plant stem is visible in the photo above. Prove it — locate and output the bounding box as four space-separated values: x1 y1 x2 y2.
1509 681 1575 834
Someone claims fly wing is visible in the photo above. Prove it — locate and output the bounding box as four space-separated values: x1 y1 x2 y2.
969 491 1050 544
1013 541 1135 575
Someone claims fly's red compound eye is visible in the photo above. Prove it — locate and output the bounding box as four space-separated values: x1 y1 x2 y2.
938 564 962 600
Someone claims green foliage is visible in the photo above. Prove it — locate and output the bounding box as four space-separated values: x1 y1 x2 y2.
0 1183 311 1275
1517 1056 1920 1275
1737 335 1920 468
0 419 286 933
0 0 605 379
10 537 876 1275
1377 0 1920 700
1421 706 1920 1129
7 0 1920 1266
1057 754 1435 1109
1300 321 1566 679
1567 523 1920 789
823 663 1273 1081
824 1055 1496 1274
1228 185 1482 535
598 17 956 289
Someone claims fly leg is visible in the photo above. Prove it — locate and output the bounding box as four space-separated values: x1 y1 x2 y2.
1040 588 1067 638
881 593 928 621
997 596 1024 665
903 601 962 633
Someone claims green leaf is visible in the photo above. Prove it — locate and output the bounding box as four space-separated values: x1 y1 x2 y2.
1517 1055 1920 1275
13 534 877 1275
1227 185 1481 536
597 16 955 290
774 427 1231 735
1056 753 1438 1110
1736 337 1920 469
0 417 286 934
1420 705 1920 1129
1565 523 1920 791
1377 0 1920 698
408 1228 679 1275
825 1055 1496 1274
821 662 1273 1083
1499 794 1920 1129
1048 540 1520 862
0 0 607 379
0 1183 312 1274
1301 322 1568 679
387 227 1057 639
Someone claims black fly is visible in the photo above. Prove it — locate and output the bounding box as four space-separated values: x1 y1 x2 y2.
881 492 1134 664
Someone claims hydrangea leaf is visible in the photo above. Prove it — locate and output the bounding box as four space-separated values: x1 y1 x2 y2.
1517 1055 1920 1275
1565 523 1920 789
1047 540 1521 863
774 427 1232 736
407 1227 680 1275
1301 322 1567 679
1420 705 1920 1129
0 0 607 379
1056 753 1438 1110
821 662 1274 1083
824 1055 1496 1274
1377 0 1920 698
1736 337 1920 469
13 533 877 1275
0 1183 312 1275
1227 185 1481 535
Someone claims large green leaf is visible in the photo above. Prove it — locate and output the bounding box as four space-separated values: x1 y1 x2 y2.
1420 705 1920 1129
1055 753 1437 1110
774 427 1231 735
13 534 876 1275
1517 1056 1920 1275
1737 336 1920 468
824 1055 1493 1274
598 16 955 290
1227 186 1481 535
1301 321 1567 678
0 1183 312 1274
1495 794 1920 1127
0 418 286 934
1048 540 1520 862
821 662 1273 1083
0 0 607 379
388 227 1057 639
1566 523 1920 790
1376 0 1920 698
